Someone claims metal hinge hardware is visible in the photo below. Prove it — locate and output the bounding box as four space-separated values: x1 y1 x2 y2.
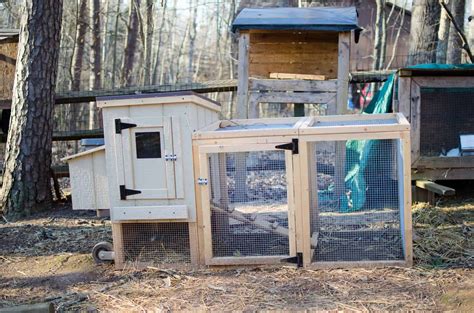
280 252 303 268
119 185 141 200
275 138 299 155
115 119 137 134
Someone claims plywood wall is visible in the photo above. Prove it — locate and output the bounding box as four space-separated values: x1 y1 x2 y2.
0 41 18 101
248 30 339 79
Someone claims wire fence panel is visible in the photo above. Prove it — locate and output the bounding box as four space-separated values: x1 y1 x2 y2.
310 139 404 263
208 151 290 258
420 88 474 157
119 222 191 265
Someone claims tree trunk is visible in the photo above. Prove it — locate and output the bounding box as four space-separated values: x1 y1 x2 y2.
111 0 122 88
437 0 451 64
142 0 154 85
71 0 88 91
89 0 101 129
408 0 441 65
373 0 387 70
121 0 140 87
152 2 167 85
1 0 63 219
470 0 474 57
446 0 465 64
187 0 198 83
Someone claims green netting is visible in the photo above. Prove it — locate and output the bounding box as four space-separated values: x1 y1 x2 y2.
340 63 474 212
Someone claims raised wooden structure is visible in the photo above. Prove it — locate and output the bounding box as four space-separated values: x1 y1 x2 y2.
232 7 360 118
0 29 18 106
193 113 412 268
395 67 474 180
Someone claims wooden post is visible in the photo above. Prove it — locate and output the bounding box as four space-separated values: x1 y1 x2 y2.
111 222 125 269
337 32 350 115
334 32 351 199
236 32 250 119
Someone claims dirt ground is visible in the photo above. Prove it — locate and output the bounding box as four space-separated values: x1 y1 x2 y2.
1 198 473 312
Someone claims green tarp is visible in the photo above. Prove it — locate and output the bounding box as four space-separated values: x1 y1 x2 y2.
340 63 474 212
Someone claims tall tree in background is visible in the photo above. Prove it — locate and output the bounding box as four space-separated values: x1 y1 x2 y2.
121 0 140 87
437 0 450 64
89 0 101 128
142 0 154 85
373 0 387 69
1 0 63 219
408 0 441 65
446 0 465 64
71 0 88 91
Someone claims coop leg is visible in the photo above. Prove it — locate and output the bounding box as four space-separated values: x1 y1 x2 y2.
112 222 125 269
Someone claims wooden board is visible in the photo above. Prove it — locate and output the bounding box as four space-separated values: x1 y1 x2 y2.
0 41 18 101
248 30 338 79
269 73 326 80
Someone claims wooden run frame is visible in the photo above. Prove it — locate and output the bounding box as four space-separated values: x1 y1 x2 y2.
395 74 474 180
192 113 412 268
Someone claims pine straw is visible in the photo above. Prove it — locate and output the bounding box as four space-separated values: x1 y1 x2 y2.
68 200 473 312
73 266 470 312
412 201 473 268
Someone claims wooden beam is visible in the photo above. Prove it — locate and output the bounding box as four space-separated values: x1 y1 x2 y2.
236 32 250 119
249 91 335 104
0 303 54 313
249 79 337 92
415 180 455 196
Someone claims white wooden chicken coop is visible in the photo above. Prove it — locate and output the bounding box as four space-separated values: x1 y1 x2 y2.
65 92 220 267
193 113 412 268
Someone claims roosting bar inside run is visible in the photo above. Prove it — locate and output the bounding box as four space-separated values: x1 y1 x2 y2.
193 113 412 268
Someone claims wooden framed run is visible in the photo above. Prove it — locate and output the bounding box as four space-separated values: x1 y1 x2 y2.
395 70 474 180
193 113 412 268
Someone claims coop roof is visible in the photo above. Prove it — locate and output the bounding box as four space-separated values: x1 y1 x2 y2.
232 7 360 32
96 91 221 112
0 29 19 42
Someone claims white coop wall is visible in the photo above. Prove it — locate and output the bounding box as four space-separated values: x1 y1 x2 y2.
95 92 220 268
63 146 109 211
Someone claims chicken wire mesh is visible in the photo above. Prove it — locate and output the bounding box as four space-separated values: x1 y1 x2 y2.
118 222 191 265
420 88 474 157
208 151 290 258
310 139 404 263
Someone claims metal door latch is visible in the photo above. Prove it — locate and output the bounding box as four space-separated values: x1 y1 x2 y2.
197 178 208 185
165 154 178 161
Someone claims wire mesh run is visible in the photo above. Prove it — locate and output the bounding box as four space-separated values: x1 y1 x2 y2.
120 222 191 264
208 151 290 258
420 88 474 157
310 139 403 263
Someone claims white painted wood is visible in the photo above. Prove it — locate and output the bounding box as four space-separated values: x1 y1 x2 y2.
113 205 189 220
66 148 109 211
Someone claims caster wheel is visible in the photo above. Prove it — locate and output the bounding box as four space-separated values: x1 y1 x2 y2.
92 241 114 264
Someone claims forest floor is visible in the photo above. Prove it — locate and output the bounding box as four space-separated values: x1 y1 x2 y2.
0 197 473 312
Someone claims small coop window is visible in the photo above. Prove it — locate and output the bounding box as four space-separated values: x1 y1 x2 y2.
135 132 161 158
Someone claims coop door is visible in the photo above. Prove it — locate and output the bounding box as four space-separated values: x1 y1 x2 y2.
115 116 180 200
198 146 297 265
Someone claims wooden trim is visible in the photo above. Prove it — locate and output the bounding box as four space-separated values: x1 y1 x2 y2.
97 94 221 112
198 142 289 154
285 150 297 257
309 260 409 269
206 255 289 266
413 156 474 169
192 145 206 264
111 223 124 269
236 33 250 118
192 135 297 147
411 167 474 180
336 32 351 114
401 132 413 266
298 131 404 143
188 222 200 265
249 91 336 104
61 145 105 162
412 76 474 88
410 81 421 164
249 78 337 92
297 141 312 266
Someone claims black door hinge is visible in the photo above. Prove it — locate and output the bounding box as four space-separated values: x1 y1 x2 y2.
281 252 303 268
119 185 141 200
275 138 299 154
115 119 137 134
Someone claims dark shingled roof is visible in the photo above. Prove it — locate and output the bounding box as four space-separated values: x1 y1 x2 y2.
232 7 360 32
